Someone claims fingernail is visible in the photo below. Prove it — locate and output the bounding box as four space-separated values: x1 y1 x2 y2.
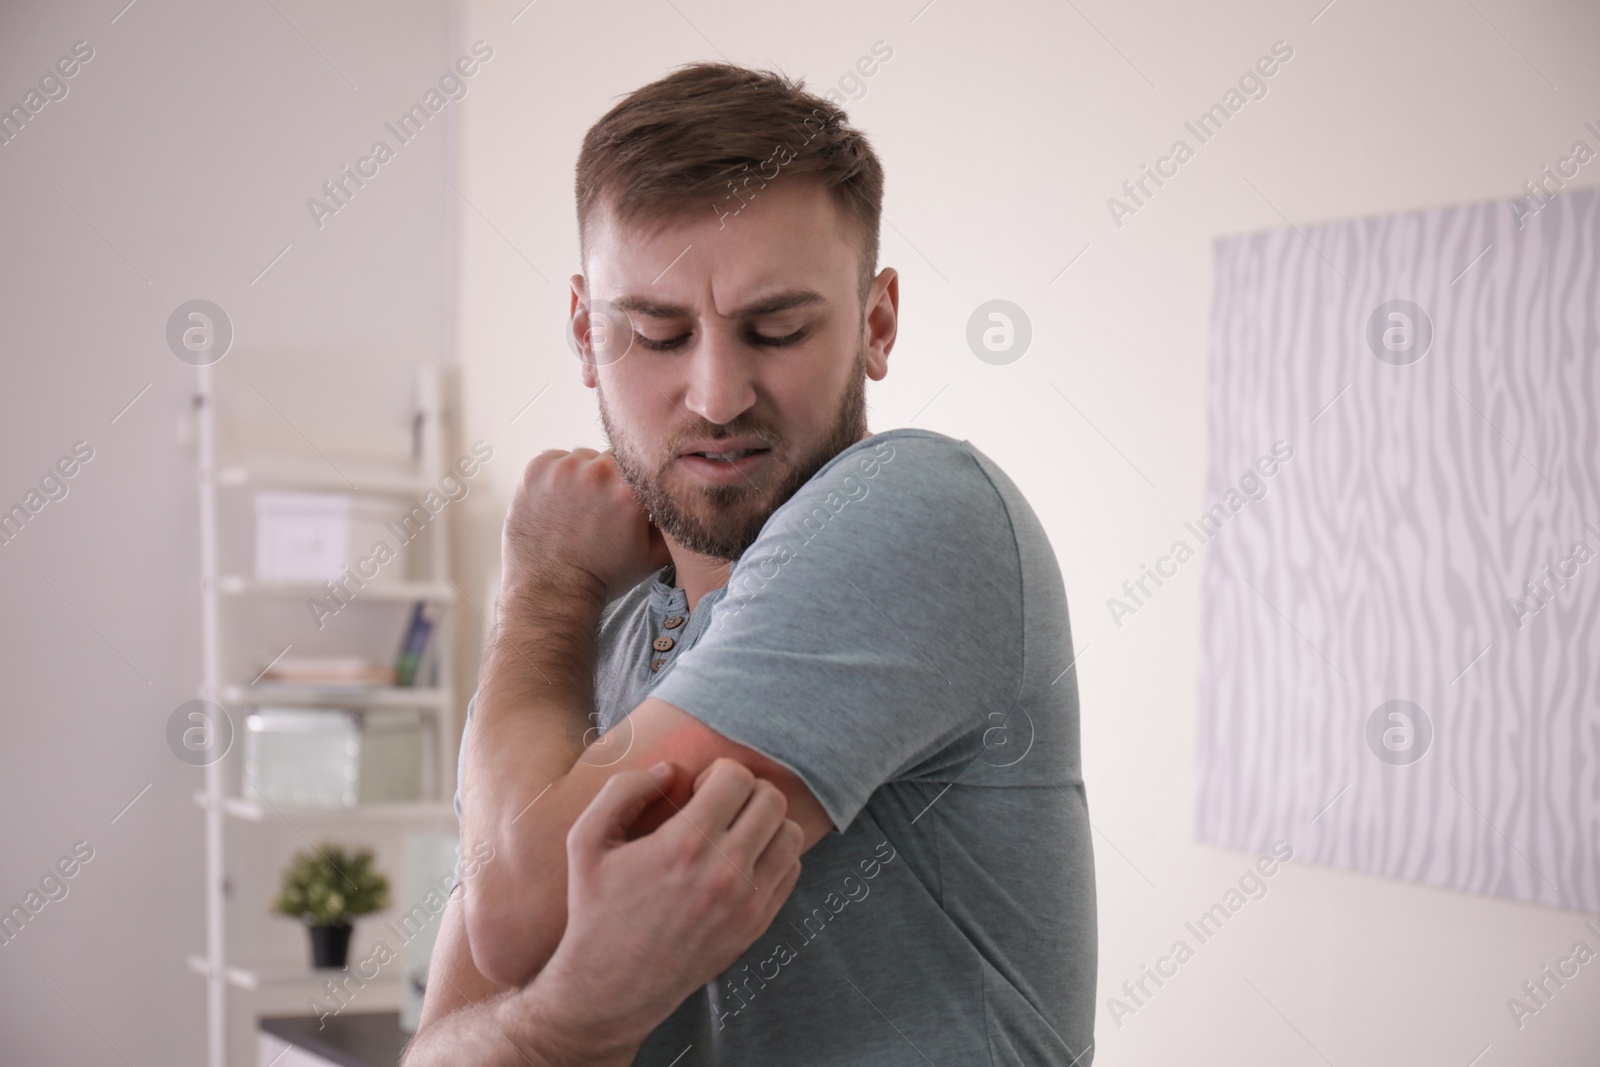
649 761 671 780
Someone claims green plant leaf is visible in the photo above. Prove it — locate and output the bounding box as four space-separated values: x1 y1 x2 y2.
271 842 391 925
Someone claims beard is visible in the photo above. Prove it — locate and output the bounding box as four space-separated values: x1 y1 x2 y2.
598 344 869 562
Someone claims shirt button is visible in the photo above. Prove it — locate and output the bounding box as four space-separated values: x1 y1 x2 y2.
650 658 666 672
663 615 684 630
653 636 676 652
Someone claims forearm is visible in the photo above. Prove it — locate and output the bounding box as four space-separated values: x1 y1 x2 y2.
402 972 642 1067
469 578 601 794
460 577 604 983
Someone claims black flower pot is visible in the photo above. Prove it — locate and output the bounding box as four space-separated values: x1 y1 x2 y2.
308 922 354 969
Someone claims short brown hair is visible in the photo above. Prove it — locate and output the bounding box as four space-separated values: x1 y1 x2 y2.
575 62 885 307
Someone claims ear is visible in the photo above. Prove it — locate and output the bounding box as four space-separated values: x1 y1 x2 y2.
571 274 598 389
862 267 898 382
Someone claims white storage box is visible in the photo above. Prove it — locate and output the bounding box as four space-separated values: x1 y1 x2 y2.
254 491 409 585
243 707 361 808
242 707 424 808
357 709 424 804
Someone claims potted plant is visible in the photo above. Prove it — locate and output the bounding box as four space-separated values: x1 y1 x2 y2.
272 843 390 969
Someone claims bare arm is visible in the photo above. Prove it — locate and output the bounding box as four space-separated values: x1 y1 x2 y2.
406 763 805 1066
461 683 832 986
456 574 602 986
405 893 635 1067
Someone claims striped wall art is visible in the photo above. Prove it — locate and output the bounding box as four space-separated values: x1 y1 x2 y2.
1194 185 1600 914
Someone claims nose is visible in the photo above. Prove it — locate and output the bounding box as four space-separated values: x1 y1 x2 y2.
681 325 757 426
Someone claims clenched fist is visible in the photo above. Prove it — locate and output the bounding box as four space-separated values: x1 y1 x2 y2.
500 448 672 607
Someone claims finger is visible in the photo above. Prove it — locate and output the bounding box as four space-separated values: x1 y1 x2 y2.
755 856 804 930
723 778 789 862
677 758 757 836
568 764 675 858
751 817 805 891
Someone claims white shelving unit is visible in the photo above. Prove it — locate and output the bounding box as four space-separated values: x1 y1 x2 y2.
190 362 462 1067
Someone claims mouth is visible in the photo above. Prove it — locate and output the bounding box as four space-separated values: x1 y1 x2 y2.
684 447 767 462
675 440 774 484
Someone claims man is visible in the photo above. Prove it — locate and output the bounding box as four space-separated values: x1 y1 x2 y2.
416 61 1097 1064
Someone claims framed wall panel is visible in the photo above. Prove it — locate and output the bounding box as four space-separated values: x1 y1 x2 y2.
1194 186 1600 913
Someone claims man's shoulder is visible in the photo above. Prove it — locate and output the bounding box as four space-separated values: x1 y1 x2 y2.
720 429 1029 620
813 426 981 478
772 428 1014 531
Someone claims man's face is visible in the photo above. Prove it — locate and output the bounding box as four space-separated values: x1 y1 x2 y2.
573 178 894 561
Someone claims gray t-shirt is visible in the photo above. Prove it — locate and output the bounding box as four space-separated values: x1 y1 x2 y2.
455 428 1096 1065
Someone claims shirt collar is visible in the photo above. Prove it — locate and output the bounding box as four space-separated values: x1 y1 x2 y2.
647 563 688 617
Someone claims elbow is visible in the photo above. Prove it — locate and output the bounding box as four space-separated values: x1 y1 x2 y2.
463 876 559 988
465 900 536 987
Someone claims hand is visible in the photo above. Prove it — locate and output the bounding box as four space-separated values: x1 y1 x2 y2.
537 759 805 1053
500 448 671 606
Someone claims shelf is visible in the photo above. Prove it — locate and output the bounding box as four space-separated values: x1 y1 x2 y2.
195 365 457 1067
223 684 452 709
187 954 403 991
193 792 457 823
216 577 453 601
216 459 435 497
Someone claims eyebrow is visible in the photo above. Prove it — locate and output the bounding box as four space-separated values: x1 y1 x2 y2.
611 287 827 319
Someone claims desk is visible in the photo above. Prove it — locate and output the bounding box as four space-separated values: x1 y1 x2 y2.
259 1011 412 1067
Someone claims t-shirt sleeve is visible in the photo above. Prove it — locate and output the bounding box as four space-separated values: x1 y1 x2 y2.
448 691 475 890
452 691 475 822
648 433 1026 833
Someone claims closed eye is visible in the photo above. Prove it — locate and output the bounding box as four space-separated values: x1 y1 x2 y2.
633 329 807 351
755 328 807 347
633 333 685 352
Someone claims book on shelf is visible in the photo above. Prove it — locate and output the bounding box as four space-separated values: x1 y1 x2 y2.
256 655 394 687
394 601 437 687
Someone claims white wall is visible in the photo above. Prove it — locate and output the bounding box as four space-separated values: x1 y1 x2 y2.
4 0 1597 1063
448 0 1600 1064
0 1 457 1063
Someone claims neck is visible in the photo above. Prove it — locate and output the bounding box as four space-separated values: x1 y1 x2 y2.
665 540 733 614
